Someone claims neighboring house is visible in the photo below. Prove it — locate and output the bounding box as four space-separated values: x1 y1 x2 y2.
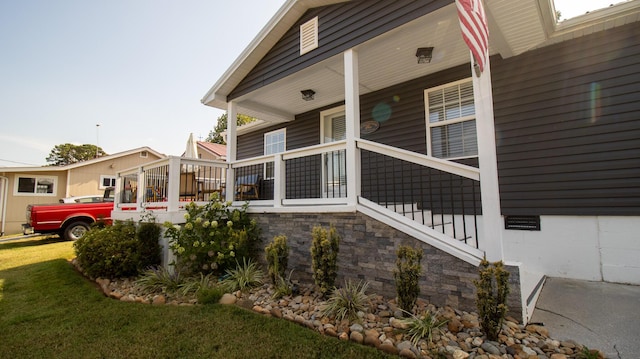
196 141 227 161
0 147 164 236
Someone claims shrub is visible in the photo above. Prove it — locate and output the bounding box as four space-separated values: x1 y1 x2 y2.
74 220 140 279
135 221 162 271
197 285 226 305
399 310 447 348
321 280 373 322
310 224 340 296
164 199 260 276
475 257 510 341
220 258 264 293
394 245 423 313
265 235 289 285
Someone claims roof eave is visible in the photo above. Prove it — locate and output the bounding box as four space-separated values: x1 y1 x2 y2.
201 0 351 110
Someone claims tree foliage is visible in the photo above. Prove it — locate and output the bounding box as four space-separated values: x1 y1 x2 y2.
206 113 256 144
46 143 107 166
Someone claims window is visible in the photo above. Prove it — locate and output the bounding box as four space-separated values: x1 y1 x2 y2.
425 79 477 159
15 175 57 196
140 151 148 158
99 175 116 189
300 16 318 55
264 129 286 179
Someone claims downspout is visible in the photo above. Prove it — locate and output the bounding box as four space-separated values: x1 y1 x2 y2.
66 169 71 197
0 176 8 236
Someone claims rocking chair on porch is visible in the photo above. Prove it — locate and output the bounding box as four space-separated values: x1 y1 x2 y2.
221 174 261 200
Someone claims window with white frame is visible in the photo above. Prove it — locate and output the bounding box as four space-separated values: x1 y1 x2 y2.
264 129 286 179
425 79 478 159
15 175 57 196
99 175 116 189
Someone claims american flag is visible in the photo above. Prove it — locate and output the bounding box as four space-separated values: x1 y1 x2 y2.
456 0 489 72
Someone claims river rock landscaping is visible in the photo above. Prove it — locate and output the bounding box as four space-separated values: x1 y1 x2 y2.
85 266 604 359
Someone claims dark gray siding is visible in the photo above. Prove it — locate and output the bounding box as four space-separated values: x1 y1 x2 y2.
492 21 640 216
236 21 640 216
228 0 452 100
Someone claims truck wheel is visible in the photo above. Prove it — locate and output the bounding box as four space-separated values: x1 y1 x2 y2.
64 221 90 241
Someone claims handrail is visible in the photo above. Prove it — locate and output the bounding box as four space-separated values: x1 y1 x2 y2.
356 139 480 181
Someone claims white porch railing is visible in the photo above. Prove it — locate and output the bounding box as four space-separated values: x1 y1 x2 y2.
112 140 482 250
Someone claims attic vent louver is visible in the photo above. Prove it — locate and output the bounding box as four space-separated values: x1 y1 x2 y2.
300 16 318 55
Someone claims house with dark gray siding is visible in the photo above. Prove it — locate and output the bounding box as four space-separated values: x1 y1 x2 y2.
112 0 639 323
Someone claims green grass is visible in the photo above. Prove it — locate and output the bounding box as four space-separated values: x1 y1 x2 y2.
0 237 391 359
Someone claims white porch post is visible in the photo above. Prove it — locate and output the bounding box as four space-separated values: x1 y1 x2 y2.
225 101 237 203
472 56 504 262
344 49 361 206
273 153 285 207
166 157 181 212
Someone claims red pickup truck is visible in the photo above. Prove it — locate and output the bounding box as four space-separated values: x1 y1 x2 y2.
23 188 115 241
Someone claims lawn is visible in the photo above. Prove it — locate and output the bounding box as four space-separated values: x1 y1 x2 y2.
0 236 391 359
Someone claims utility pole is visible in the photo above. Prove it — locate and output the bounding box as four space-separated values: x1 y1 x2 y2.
96 123 101 158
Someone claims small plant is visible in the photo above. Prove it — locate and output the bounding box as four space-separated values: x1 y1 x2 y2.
265 235 289 285
220 258 264 292
135 266 186 293
394 245 423 313
399 310 447 348
474 257 510 341
577 346 602 359
321 280 374 322
310 224 340 296
272 270 295 299
196 284 226 304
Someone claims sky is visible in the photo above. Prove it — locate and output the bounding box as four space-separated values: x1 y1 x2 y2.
0 0 286 167
0 0 624 167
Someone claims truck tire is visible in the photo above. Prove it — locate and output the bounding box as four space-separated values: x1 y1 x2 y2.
63 221 90 241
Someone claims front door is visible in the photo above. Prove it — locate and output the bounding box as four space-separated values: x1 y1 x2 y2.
321 107 346 198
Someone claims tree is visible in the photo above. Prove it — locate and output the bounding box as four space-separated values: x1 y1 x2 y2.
46 143 107 166
206 113 256 144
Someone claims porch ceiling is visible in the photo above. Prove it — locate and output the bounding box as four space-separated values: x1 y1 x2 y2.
204 0 640 127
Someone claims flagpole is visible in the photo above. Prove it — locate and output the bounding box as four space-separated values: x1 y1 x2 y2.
471 52 504 262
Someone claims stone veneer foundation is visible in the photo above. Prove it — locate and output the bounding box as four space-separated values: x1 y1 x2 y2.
250 211 522 318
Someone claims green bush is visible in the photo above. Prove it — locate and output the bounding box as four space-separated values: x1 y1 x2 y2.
197 285 226 305
164 200 260 276
265 235 289 285
74 220 140 279
74 218 162 279
475 258 510 341
321 280 373 322
394 245 423 313
310 225 340 297
135 221 162 271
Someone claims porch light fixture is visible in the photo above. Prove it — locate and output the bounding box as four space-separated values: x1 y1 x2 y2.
301 89 316 101
416 47 434 64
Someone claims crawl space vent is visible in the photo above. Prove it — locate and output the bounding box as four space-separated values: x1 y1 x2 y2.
504 215 541 231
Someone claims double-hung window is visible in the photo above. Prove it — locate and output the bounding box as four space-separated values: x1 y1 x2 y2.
15 175 57 196
425 79 478 159
264 129 286 179
99 175 116 189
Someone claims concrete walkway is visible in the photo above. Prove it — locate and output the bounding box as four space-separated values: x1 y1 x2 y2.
530 277 640 359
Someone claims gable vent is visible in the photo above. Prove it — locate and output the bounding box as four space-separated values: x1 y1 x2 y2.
505 215 541 231
300 16 318 55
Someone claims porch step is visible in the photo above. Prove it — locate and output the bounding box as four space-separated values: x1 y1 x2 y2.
383 202 476 245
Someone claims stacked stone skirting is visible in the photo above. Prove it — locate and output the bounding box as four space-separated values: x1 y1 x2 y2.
250 211 522 318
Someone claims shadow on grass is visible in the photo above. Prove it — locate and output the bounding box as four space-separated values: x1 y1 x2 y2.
0 235 68 249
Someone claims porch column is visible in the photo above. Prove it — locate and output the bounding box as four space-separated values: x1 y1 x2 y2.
225 101 237 203
344 49 361 206
472 57 504 262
